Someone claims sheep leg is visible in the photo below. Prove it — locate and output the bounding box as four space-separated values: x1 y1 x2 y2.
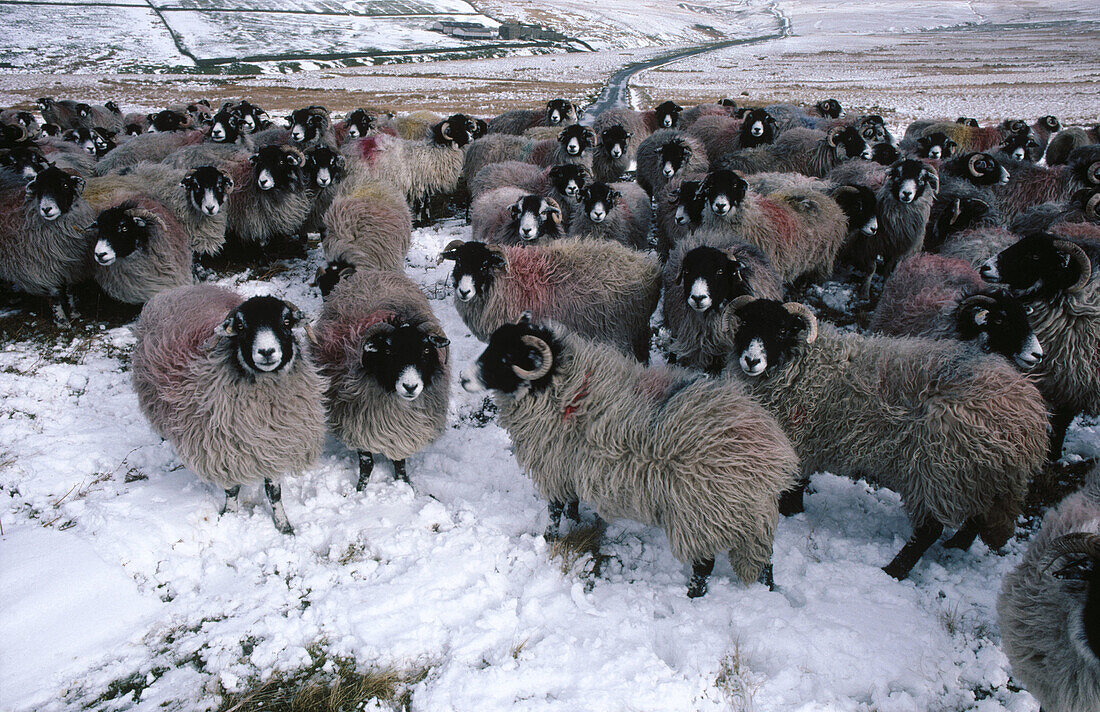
264 478 294 535
393 459 409 483
779 479 808 516
1048 408 1076 462
220 485 241 515
883 519 944 580
62 287 79 322
545 500 565 540
355 451 373 491
757 563 775 591
943 518 981 550
565 499 580 525
687 557 715 598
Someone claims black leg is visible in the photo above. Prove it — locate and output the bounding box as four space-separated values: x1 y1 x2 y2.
393 459 409 483
1049 408 1076 462
779 480 808 516
264 478 294 535
545 500 565 540
221 484 241 515
943 518 981 551
883 519 944 580
565 499 580 524
687 557 715 598
356 451 373 491
757 563 775 591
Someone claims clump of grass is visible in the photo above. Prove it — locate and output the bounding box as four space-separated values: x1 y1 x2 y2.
715 639 759 712
548 521 608 583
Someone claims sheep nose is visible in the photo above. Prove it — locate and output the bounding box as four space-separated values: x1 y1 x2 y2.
899 190 914 202
95 251 110 263
403 383 418 394
690 294 705 306
744 356 760 369
257 347 276 360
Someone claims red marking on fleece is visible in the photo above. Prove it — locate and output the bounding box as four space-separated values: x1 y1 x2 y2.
503 246 559 317
756 197 802 249
562 370 593 422
972 127 1001 152
355 136 384 164
314 309 399 367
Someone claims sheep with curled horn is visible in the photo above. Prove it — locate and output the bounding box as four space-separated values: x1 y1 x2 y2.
460 313 799 597
439 238 659 362
471 187 565 246
131 285 326 534
718 126 872 179
996 144 1100 221
725 298 1048 580
468 161 590 230
462 125 596 187
998 467 1100 712
979 233 1100 460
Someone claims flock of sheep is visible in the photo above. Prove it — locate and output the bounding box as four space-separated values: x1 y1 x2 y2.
1 94 1099 711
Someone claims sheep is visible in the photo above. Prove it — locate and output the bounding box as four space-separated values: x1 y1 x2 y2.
439 238 659 362
334 108 387 144
690 108 778 164
593 102 682 138
1046 126 1100 167
844 159 939 298
979 233 1100 459
719 126 871 178
459 315 799 596
831 184 880 250
37 98 82 130
997 469 1100 712
88 198 193 304
567 181 651 250
343 113 478 220
38 98 121 133
939 225 1022 269
131 285 325 533
823 159 887 192
901 131 957 160
910 119 1027 154
253 105 335 151
1030 115 1062 152
159 114 256 171
145 109 193 134
62 127 117 159
727 298 1049 579
0 145 51 181
471 187 564 246
678 101 739 131
654 174 707 262
468 162 590 230
322 178 411 273
92 129 205 175
218 144 313 247
462 125 596 187
994 133 1043 164
747 171 827 195
634 129 708 196
487 99 577 135
590 124 634 183
301 145 346 236
311 267 449 488
0 167 93 324
697 169 848 283
83 162 233 257
996 145 1100 221
662 232 781 373
1010 188 1100 234
221 100 271 134
924 189 998 254
1 109 40 139
868 253 1043 368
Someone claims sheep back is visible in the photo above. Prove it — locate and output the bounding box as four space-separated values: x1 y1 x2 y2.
93 130 205 176
323 179 411 271
869 253 983 338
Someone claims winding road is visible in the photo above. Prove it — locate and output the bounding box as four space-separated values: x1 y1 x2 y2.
581 3 792 121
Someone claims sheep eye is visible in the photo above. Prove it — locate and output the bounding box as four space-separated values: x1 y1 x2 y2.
1024 305 1035 315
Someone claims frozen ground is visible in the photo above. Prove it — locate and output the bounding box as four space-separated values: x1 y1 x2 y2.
4 221 1097 711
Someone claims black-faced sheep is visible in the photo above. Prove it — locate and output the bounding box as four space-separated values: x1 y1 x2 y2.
471 188 565 246
92 129 206 176
635 129 708 196
590 124 634 183
998 469 1100 712
487 99 577 135
468 162 590 229
311 268 449 488
219 144 313 248
460 316 799 596
995 133 1043 164
0 167 93 324
462 125 596 185
131 286 325 533
689 108 778 164
996 144 1100 221
654 174 707 262
719 126 871 178
88 198 193 304
980 233 1100 459
301 145 346 236
439 238 659 362
727 298 1049 579
567 181 651 250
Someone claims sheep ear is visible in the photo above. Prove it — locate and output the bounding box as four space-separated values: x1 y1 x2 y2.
426 332 450 349
132 216 146 228
70 175 85 196
610 190 622 200
216 313 239 337
487 246 507 269
517 311 533 325
510 201 523 218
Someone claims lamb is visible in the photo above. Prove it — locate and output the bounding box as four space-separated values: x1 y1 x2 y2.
470 187 564 246
468 162 590 230
322 178 411 272
567 181 651 250
343 113 478 219
487 99 577 135
662 233 781 373
92 129 205 175
995 144 1100 221
697 169 847 283
462 125 596 187
845 159 939 297
0 167 93 324
131 285 325 533
634 129 708 196
88 198 193 304
997 469 1100 712
719 126 871 178
83 162 233 256
1046 126 1099 166
868 253 1043 368
727 298 1049 579
439 238 659 362
979 233 1100 459
311 267 450 488
460 315 799 597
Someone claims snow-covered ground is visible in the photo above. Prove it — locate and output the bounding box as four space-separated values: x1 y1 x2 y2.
5 221 1095 711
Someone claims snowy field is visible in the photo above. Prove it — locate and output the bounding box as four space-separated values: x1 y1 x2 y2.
2 0 1100 709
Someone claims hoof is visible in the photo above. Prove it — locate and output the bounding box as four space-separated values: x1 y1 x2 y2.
687 580 708 599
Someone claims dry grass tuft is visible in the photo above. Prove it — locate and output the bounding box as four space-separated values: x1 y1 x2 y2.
715 639 759 712
548 522 608 580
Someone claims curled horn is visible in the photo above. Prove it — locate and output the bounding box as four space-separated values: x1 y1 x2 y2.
511 335 553 381
1086 191 1100 219
544 197 562 222
958 292 999 311
722 294 757 336
1088 160 1100 186
440 120 453 141
438 238 465 264
1052 239 1092 293
782 302 818 344
967 153 984 177
1039 532 1100 574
